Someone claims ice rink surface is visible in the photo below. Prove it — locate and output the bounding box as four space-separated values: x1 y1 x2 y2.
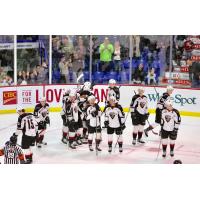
0 112 200 164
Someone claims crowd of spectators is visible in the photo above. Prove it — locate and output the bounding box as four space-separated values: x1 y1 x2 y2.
52 35 88 84
17 61 49 85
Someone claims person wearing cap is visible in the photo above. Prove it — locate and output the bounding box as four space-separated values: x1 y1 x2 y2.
144 85 174 137
16 106 37 164
99 37 114 72
160 100 181 158
0 134 26 164
130 87 149 145
85 95 102 152
34 97 50 148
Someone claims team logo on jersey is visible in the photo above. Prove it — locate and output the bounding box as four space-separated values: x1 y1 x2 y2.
109 111 116 119
165 115 171 122
3 91 17 105
140 102 146 108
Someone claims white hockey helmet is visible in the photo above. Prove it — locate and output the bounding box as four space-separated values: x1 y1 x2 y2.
138 86 145 92
64 88 71 94
69 90 77 97
88 95 96 102
84 81 91 88
166 85 174 91
39 97 46 102
109 79 116 84
165 100 173 107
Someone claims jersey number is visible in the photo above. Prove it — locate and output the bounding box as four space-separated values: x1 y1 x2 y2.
25 119 35 129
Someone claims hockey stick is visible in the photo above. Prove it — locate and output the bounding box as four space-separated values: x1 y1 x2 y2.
146 119 159 135
156 136 162 160
95 115 98 156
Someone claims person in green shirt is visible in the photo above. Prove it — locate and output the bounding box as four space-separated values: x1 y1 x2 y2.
99 37 114 72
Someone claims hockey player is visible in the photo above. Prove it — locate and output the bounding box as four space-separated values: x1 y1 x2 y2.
15 106 37 164
61 89 71 144
78 81 93 97
107 79 120 103
0 135 26 164
144 85 174 137
65 91 79 149
86 95 102 152
104 96 125 153
160 100 181 158
34 97 50 148
130 87 149 145
77 90 90 144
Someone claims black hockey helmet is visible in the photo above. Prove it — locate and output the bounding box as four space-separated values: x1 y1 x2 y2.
10 134 17 146
173 160 182 164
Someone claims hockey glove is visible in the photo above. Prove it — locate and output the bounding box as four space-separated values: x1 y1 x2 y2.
104 121 109 128
45 116 50 125
173 128 178 135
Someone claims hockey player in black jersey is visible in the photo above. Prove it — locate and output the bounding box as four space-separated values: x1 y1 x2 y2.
144 85 174 137
104 96 125 153
0 135 26 164
107 79 120 103
130 87 149 145
160 100 181 158
65 91 80 149
34 97 50 148
78 90 90 144
15 106 37 164
85 95 102 152
61 89 71 144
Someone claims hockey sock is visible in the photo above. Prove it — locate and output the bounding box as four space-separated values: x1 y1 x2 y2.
170 144 175 151
63 132 68 138
118 142 123 148
133 132 137 140
162 144 167 152
138 132 143 140
39 135 44 143
83 128 87 138
108 141 113 147
88 139 93 146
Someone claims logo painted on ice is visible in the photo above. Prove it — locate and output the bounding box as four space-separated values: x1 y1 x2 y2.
147 93 197 106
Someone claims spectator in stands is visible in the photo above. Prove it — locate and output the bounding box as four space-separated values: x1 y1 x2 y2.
0 67 6 84
72 52 84 83
113 41 121 72
147 67 156 85
99 37 114 72
132 63 146 84
133 35 140 58
59 56 70 83
61 36 74 59
74 36 86 60
37 62 48 84
191 61 200 88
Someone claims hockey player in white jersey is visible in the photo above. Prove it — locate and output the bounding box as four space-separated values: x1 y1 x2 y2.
15 106 38 164
104 96 125 153
61 89 71 144
144 85 174 136
85 95 102 152
160 100 181 157
34 97 50 148
65 91 79 149
130 87 149 145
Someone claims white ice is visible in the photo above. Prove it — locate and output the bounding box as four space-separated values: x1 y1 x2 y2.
0 112 200 164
